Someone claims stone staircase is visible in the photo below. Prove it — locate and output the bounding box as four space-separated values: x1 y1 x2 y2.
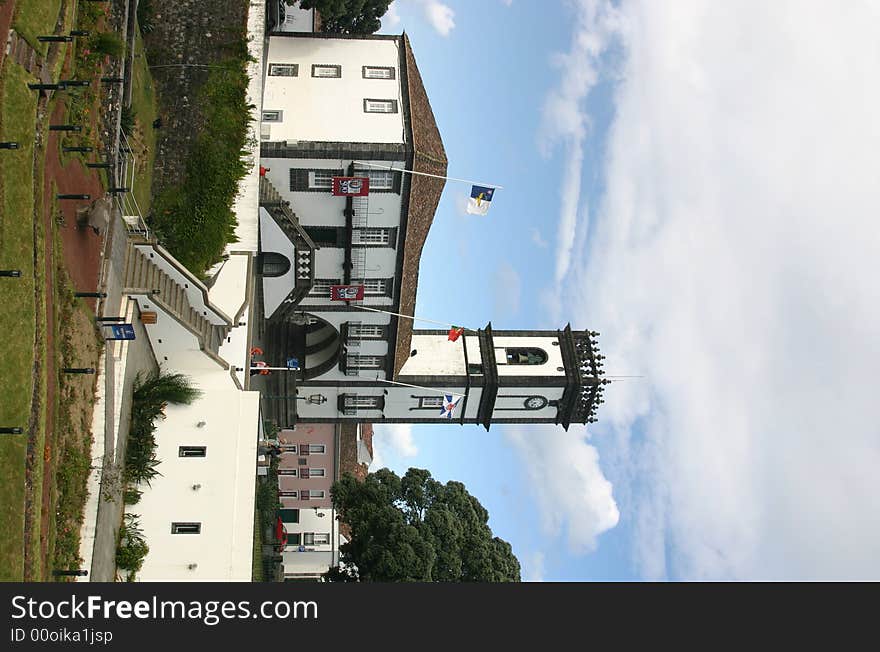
123 243 232 365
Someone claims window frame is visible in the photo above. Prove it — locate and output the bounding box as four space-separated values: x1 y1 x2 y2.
362 66 395 80
171 522 201 535
262 110 283 122
178 446 206 458
308 170 335 190
352 227 394 246
269 63 298 77
363 98 399 114
311 64 342 78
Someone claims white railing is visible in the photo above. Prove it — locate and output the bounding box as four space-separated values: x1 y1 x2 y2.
114 128 151 239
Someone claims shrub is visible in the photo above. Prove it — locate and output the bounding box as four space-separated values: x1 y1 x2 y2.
123 486 142 505
90 33 126 58
124 370 201 486
121 105 135 136
137 0 155 34
116 514 149 575
149 57 252 274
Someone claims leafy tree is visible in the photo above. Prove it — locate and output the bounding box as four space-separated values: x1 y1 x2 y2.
296 0 393 35
327 468 521 582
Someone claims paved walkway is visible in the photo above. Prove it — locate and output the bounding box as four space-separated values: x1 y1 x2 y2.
76 208 157 581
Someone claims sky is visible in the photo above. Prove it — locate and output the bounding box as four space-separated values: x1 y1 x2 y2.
371 0 880 581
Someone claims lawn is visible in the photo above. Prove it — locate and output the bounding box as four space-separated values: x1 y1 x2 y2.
0 60 38 582
12 0 63 57
127 25 158 216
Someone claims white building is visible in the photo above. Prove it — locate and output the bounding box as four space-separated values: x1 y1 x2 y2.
256 32 450 429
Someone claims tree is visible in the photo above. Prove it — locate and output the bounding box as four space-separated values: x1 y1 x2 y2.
327 468 521 582
296 0 393 35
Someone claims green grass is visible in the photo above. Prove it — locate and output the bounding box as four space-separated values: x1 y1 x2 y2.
0 61 38 582
12 0 63 57
128 26 158 216
149 53 252 275
50 0 79 81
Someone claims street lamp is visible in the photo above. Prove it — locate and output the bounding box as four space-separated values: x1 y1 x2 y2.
299 394 327 405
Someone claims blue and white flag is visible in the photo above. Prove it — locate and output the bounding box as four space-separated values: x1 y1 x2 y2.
439 394 461 419
466 185 495 215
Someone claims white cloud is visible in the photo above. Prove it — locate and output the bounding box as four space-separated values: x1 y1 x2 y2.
382 3 401 28
547 1 880 579
530 227 549 249
505 425 619 554
492 261 521 317
370 424 418 471
537 0 621 283
419 0 455 36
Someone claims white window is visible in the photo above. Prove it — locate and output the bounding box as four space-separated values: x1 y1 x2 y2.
309 170 335 189
348 356 383 370
310 278 339 296
344 394 382 407
171 523 201 534
420 396 444 408
367 170 394 190
269 63 298 77
349 324 383 338
303 533 330 545
363 66 395 80
312 64 341 78
352 228 392 245
278 469 298 476
280 491 298 498
364 99 398 113
358 278 388 295
308 468 326 477
262 110 283 122
304 490 325 500
308 444 326 454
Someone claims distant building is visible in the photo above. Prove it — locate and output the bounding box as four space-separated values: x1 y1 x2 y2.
266 0 319 34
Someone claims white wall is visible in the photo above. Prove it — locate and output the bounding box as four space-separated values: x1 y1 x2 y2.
227 0 265 251
493 336 565 376
281 507 339 575
260 207 298 318
262 36 404 144
276 2 315 32
130 389 260 581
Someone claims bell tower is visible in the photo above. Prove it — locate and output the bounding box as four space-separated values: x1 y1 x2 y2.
289 323 607 430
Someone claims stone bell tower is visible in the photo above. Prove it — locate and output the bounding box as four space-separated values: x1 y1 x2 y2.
290 323 607 430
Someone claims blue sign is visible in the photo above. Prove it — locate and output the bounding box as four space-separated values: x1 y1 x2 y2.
104 323 136 340
286 357 300 369
298 545 306 552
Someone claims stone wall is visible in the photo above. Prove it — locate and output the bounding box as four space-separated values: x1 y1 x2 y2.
142 0 249 199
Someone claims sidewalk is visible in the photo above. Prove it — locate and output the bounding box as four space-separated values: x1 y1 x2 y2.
76 209 157 581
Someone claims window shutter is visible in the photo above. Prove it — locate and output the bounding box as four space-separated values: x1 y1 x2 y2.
300 468 310 479
298 457 307 465
300 445 310 456
301 489 310 501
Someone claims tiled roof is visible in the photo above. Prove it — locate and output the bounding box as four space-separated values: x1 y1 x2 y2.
338 422 367 481
393 33 448 378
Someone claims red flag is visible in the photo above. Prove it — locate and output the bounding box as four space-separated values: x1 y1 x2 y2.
447 326 464 342
332 177 370 196
331 285 365 301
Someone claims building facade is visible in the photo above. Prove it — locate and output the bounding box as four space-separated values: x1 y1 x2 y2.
256 32 448 429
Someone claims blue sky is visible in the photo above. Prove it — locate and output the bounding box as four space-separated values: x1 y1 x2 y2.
372 0 880 581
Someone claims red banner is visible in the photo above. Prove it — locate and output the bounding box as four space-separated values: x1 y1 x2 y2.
332 176 370 196
330 285 365 301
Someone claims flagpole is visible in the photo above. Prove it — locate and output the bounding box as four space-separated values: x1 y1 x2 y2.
361 374 465 398
350 304 468 331
352 160 503 190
